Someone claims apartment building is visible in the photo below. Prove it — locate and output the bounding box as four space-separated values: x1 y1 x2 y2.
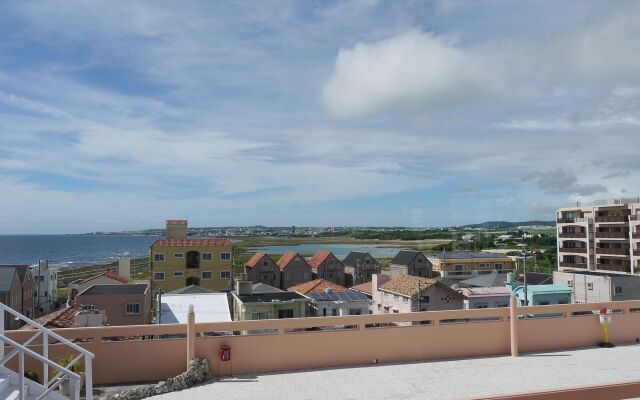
388 250 432 278
553 270 640 303
428 252 516 279
244 252 281 288
342 251 381 286
276 252 312 289
557 199 640 275
30 260 58 316
307 251 345 285
150 220 234 294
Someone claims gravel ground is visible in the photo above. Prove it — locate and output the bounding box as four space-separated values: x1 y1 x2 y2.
149 344 640 400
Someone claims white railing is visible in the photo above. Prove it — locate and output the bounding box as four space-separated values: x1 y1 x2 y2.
0 302 94 400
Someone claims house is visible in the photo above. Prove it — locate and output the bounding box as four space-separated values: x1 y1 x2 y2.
157 293 231 324
74 270 130 294
150 219 234 294
307 251 345 285
389 250 432 278
459 272 508 288
231 279 308 321
0 267 24 330
276 252 312 289
350 281 373 298
30 260 59 316
553 270 640 303
244 252 281 289
289 279 370 316
0 265 34 320
342 252 381 286
25 306 106 329
428 252 516 279
511 285 572 307
372 274 466 314
75 283 151 326
457 287 512 309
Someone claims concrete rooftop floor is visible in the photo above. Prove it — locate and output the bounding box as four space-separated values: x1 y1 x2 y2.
151 344 640 400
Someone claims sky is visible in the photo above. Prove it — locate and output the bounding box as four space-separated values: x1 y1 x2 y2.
0 0 639 233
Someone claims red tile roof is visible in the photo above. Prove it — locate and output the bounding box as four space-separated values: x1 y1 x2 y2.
288 279 350 295
25 307 79 329
350 281 373 295
307 251 332 268
166 220 187 225
276 252 302 270
79 270 129 285
246 252 268 269
151 238 233 248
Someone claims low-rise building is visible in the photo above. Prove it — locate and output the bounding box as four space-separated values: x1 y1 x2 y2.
231 279 308 320
157 293 231 324
457 287 512 309
0 265 34 320
0 267 24 329
553 270 640 303
75 283 151 326
244 252 281 289
276 252 312 289
372 274 466 314
30 260 58 316
307 251 345 285
289 279 370 316
74 270 130 294
428 252 516 279
342 252 381 286
389 250 432 278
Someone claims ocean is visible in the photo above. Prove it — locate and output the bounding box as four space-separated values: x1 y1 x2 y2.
0 235 161 268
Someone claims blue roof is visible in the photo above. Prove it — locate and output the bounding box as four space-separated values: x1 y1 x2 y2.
307 291 370 302
514 284 572 294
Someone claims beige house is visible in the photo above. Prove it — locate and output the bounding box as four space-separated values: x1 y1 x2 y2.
276 252 312 289
231 280 308 321
307 251 345 285
428 252 516 279
244 252 281 288
388 251 432 278
75 283 151 326
74 270 130 294
557 199 640 274
342 252 381 286
372 274 466 314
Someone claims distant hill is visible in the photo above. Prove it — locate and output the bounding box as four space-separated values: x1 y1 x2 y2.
462 221 555 229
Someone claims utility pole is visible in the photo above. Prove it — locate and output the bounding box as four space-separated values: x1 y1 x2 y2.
523 249 528 306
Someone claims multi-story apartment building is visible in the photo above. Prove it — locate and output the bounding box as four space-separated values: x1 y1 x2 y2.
30 260 58 316
388 250 432 278
244 252 281 288
307 251 345 285
342 251 381 286
557 199 640 274
150 220 234 294
276 252 312 289
428 252 516 279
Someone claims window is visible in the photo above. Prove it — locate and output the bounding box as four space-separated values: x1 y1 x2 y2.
173 271 184 278
202 253 212 261
475 304 488 309
251 312 270 320
278 309 294 319
202 271 213 280
173 253 184 259
615 286 623 295
479 263 489 268
567 280 573 287
394 295 400 301
383 306 390 314
496 302 509 308
494 263 503 270
332 309 338 316
263 261 269 266
419 296 430 304
349 309 362 315
154 253 165 262
125 303 140 315
220 252 231 261
220 270 231 279
558 300 569 304
539 301 550 305
154 272 165 281
587 282 593 290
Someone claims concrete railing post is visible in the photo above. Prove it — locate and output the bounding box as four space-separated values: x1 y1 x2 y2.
187 304 195 369
510 295 518 357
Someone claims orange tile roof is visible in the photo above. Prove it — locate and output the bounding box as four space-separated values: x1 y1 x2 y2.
380 275 466 299
25 307 79 329
79 270 129 285
166 220 187 225
350 281 373 295
151 238 233 248
246 252 268 269
307 251 332 268
276 252 302 270
288 279 350 295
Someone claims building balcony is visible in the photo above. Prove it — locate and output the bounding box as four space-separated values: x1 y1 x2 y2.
559 262 588 269
595 216 629 223
595 231 628 239
634 250 640 257
633 232 640 239
596 264 631 273
596 248 630 256
558 232 587 239
557 217 590 224
559 247 587 254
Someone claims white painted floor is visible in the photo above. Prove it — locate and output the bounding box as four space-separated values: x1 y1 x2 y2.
151 345 640 400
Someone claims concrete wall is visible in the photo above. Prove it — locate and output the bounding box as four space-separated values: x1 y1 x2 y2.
7 300 640 386
554 271 640 303
465 295 511 309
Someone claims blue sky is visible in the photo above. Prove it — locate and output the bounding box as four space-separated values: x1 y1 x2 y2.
0 0 639 233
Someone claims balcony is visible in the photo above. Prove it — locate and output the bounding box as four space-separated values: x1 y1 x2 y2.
557 217 590 224
558 232 587 239
559 262 587 269
558 247 587 254
596 248 629 256
633 232 640 239
596 264 631 273
595 216 629 223
634 250 640 257
595 231 628 239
